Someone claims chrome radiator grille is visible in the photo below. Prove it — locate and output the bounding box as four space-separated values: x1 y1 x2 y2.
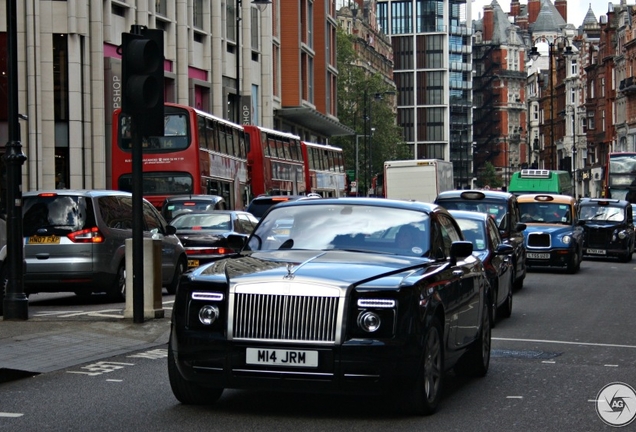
232 293 340 343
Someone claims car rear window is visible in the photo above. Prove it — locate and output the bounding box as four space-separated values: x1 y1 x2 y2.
162 200 220 221
247 198 298 219
23 195 94 236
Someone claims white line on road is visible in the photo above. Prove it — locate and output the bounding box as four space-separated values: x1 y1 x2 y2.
106 379 123 382
506 396 523 399
493 337 636 349
604 364 619 367
541 360 556 364
0 412 24 418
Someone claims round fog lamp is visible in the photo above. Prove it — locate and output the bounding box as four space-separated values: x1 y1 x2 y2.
357 311 381 333
618 231 627 240
198 305 220 325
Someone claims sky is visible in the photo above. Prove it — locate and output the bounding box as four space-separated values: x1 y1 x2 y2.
471 0 614 28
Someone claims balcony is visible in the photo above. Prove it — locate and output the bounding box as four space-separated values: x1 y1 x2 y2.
619 77 636 94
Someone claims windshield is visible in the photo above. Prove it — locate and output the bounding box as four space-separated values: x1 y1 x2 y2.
437 198 508 229
248 203 430 256
579 204 625 222
519 202 572 224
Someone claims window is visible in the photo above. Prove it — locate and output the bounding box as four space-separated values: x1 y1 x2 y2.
391 1 413 34
193 0 204 29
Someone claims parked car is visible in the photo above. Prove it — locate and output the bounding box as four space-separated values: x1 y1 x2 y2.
435 190 527 289
22 190 187 300
245 194 321 220
170 210 259 269
578 198 635 262
160 194 227 223
168 198 491 415
517 193 583 273
449 210 514 326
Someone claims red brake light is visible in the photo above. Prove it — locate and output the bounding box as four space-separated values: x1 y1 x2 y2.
67 227 104 243
183 202 196 206
38 193 58 197
272 197 289 202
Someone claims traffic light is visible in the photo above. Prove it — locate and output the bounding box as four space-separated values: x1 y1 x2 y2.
121 27 164 137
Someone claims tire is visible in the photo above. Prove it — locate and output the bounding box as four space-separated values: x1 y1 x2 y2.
566 248 580 274
108 262 126 302
406 317 444 416
498 272 513 319
166 257 186 295
168 344 223 405
455 302 491 378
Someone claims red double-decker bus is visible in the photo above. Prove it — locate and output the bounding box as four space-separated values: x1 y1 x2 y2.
301 141 346 197
244 125 306 197
111 103 249 210
604 152 636 202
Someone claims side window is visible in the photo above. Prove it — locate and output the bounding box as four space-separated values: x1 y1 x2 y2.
142 202 163 233
488 218 501 248
101 196 134 229
438 215 461 257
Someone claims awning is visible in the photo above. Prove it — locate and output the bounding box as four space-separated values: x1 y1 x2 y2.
275 107 355 137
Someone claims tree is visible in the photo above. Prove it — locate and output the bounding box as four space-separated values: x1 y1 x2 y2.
475 161 503 189
332 27 405 194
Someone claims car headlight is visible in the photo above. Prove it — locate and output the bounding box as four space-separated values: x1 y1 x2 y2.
357 311 381 332
618 230 628 240
561 235 572 244
198 305 220 325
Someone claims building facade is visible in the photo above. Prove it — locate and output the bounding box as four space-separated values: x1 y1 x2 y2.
0 0 351 195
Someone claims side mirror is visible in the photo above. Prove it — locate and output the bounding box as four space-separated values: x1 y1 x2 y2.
227 234 248 251
495 243 514 255
450 240 473 265
166 225 177 235
515 222 527 232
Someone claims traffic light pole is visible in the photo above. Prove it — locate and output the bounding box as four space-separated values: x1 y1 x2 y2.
3 0 28 320
121 25 164 323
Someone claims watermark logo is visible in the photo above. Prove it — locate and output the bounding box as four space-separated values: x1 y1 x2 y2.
596 382 636 427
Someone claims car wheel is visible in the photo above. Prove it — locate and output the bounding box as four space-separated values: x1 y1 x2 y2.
166 257 186 295
620 248 632 263
406 317 444 416
168 343 223 405
455 302 491 378
567 248 580 274
108 262 126 302
498 272 513 319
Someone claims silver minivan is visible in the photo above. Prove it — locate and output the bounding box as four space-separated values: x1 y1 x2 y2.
22 190 187 300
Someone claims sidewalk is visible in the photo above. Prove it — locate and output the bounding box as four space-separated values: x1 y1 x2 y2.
0 307 171 378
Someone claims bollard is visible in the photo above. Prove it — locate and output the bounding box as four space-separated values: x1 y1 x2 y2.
123 238 165 319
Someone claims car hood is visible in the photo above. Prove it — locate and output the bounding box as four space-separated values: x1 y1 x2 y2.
187 249 440 289
522 223 574 236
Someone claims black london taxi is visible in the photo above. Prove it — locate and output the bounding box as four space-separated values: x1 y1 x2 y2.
578 198 635 262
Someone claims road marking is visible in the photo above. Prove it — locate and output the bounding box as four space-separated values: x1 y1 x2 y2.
506 396 523 399
128 348 168 359
0 413 23 418
604 364 619 367
493 337 636 349
106 379 123 382
67 361 135 376
541 360 556 364
162 300 174 306
33 309 123 318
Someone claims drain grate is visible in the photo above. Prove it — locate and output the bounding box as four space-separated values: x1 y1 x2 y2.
491 349 562 359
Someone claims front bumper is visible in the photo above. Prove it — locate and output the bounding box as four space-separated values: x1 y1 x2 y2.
170 329 421 395
525 248 575 268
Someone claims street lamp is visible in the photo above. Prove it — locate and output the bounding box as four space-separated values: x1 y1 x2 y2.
529 37 574 170
235 0 271 124
567 104 578 198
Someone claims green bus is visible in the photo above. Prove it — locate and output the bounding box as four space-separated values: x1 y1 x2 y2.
508 169 573 196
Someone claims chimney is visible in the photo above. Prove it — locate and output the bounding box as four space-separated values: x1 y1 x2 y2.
555 0 567 22
483 5 494 42
528 0 541 24
510 0 521 18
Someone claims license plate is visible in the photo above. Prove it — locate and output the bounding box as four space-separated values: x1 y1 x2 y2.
246 348 318 367
527 252 550 259
586 249 606 255
187 259 199 268
28 235 60 244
